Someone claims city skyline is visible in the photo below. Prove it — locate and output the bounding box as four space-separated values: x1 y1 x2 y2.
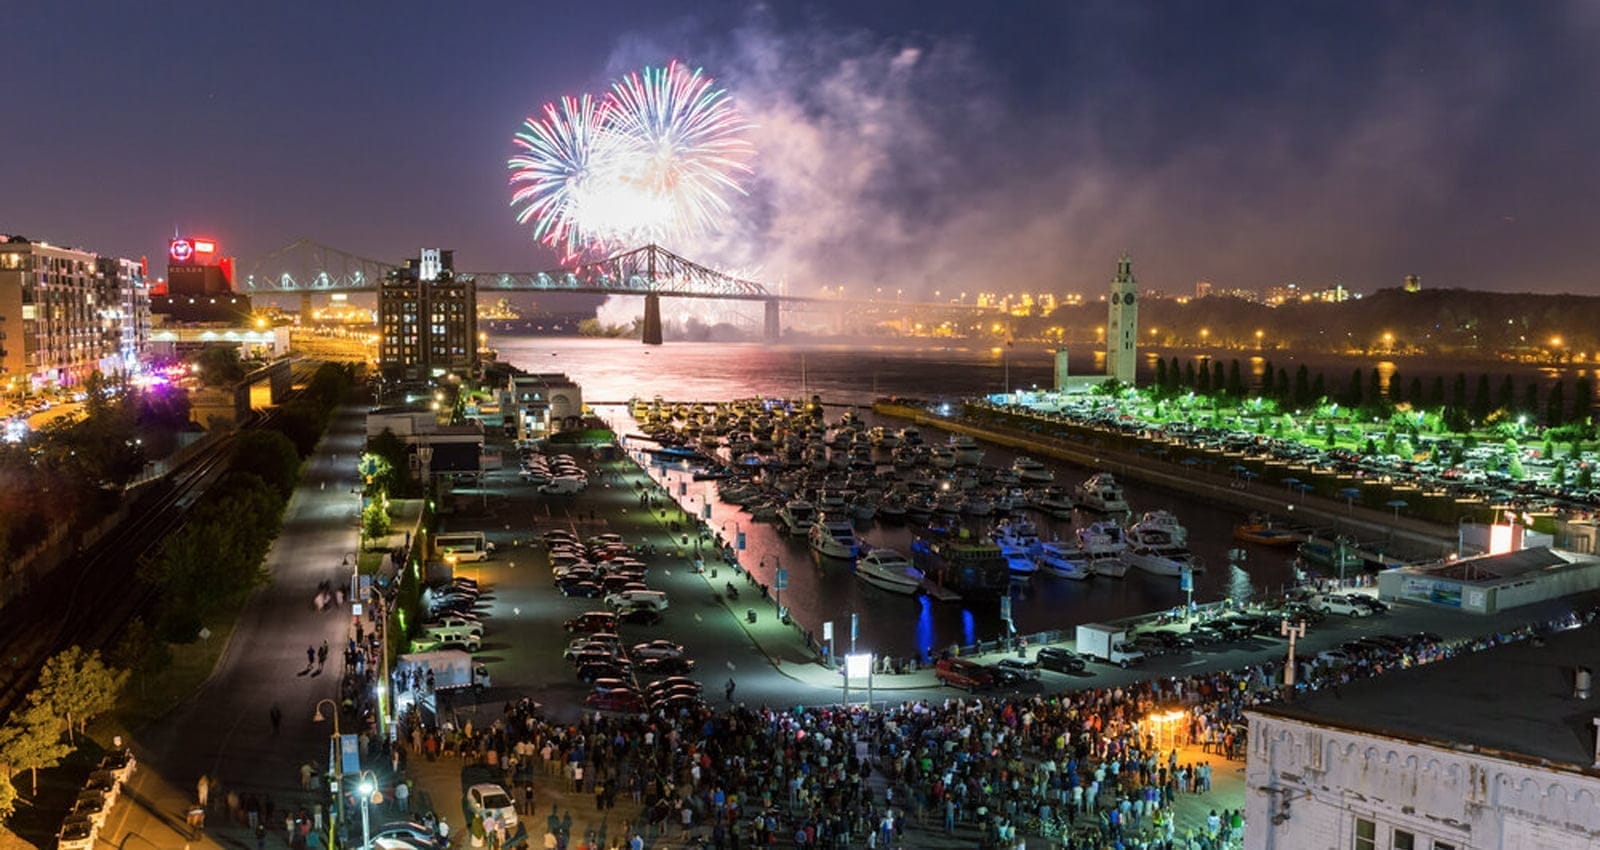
6 1 1600 296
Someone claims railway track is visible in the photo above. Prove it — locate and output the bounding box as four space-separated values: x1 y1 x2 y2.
0 358 330 719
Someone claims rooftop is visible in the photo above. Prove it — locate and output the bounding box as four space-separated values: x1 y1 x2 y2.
1257 621 1600 772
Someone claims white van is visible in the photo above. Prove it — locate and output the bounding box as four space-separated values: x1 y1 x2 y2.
540 475 588 495
422 622 484 647
604 589 668 613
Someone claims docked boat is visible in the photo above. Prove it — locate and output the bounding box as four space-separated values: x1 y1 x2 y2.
855 548 925 595
1036 539 1093 580
898 427 924 446
1074 473 1130 513
869 426 902 448
809 513 860 559
1003 551 1039 580
992 518 1043 558
1012 456 1055 485
915 533 1009 595
1234 518 1298 547
1027 486 1077 519
1077 522 1129 578
929 445 957 469
1298 539 1364 572
1121 510 1195 576
777 499 818 536
949 434 985 466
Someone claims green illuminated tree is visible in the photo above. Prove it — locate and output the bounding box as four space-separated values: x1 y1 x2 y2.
32 646 127 743
0 701 70 796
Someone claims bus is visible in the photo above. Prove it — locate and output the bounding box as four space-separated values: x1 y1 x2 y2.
433 531 492 562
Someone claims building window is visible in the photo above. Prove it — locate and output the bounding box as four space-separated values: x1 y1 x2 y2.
1431 843 1455 850
1392 830 1414 850
1354 818 1375 850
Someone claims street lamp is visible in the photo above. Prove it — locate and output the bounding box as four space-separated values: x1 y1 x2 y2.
356 770 381 849
313 699 344 845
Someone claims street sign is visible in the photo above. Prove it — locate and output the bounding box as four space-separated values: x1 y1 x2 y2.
339 734 361 775
850 612 859 642
999 595 1013 624
736 531 746 550
775 568 789 591
1180 568 1194 593
823 621 834 641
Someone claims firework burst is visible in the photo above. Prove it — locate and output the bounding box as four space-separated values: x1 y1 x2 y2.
508 62 754 260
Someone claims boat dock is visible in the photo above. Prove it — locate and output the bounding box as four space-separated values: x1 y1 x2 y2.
918 578 965 602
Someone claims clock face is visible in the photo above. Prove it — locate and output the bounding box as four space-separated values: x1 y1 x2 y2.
1123 292 1136 305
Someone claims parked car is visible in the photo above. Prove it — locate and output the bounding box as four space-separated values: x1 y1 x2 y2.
630 640 686 660
1318 594 1374 617
584 689 647 712
57 816 97 850
1036 647 1087 674
934 657 994 692
617 607 663 626
565 612 619 634
97 749 136 784
636 656 695 677
644 676 701 697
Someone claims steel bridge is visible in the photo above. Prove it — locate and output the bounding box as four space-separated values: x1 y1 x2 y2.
242 239 996 344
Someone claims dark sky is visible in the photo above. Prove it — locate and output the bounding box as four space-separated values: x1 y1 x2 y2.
5 1 1599 296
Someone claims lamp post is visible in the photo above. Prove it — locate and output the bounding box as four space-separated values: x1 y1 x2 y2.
313 699 344 845
356 770 380 849
1280 619 1307 695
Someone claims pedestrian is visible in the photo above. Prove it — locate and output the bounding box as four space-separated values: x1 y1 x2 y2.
270 704 282 735
725 678 736 701
318 640 329 666
396 779 410 814
306 646 316 667
197 774 211 808
255 822 267 850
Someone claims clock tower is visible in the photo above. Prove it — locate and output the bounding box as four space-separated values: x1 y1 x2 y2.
1105 254 1138 386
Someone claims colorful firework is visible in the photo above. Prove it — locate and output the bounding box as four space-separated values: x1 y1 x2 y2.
508 61 754 260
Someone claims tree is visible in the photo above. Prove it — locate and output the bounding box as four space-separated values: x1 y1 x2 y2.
1183 361 1196 391
362 498 393 547
1196 361 1212 394
1311 373 1326 402
1389 371 1403 403
1294 366 1311 407
0 770 14 819
1497 375 1516 413
1275 368 1290 402
1548 380 1567 427
1227 359 1243 397
1524 382 1540 420
1368 368 1382 406
108 616 170 699
194 344 246 387
1409 377 1423 407
1154 358 1168 393
0 701 71 795
32 646 127 743
231 430 302 498
367 429 412 495
1212 361 1225 397
1451 373 1468 411
1430 376 1446 409
1580 464 1595 491
1471 373 1492 421
1575 377 1594 424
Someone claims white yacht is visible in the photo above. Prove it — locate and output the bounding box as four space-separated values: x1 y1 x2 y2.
808 513 860 559
1012 456 1055 485
869 426 902 448
1078 522 1130 578
1120 511 1194 576
778 499 818 536
1027 486 1077 519
1074 472 1130 513
992 518 1043 557
1036 539 1093 580
949 434 985 466
1003 550 1039 580
855 548 925 595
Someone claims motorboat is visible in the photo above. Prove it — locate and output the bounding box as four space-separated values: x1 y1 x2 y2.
929 446 957 469
1074 473 1130 513
960 493 995 516
778 499 818 536
1234 518 1298 547
1036 539 1093 580
808 514 860 559
1078 522 1129 578
1012 456 1055 485
898 427 924 446
992 518 1043 557
1121 510 1195 576
1027 486 1077 519
1003 550 1039 580
855 548 925 595
869 426 902 448
949 434 985 466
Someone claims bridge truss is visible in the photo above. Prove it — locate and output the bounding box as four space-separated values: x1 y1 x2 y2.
243 240 771 298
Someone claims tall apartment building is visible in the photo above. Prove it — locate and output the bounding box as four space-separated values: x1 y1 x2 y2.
0 235 150 394
378 248 478 381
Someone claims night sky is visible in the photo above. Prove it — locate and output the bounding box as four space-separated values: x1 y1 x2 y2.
6 1 1599 296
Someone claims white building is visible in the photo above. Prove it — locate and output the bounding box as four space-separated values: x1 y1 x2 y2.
1246 623 1600 850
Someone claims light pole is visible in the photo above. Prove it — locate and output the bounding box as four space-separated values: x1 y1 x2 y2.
356 770 380 849
1280 619 1307 695
313 699 344 846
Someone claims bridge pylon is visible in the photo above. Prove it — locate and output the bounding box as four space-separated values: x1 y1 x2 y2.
642 293 663 345
299 292 314 325
763 299 781 342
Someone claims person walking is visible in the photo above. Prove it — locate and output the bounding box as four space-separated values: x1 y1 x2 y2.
306 646 316 668
197 774 211 809
725 678 736 702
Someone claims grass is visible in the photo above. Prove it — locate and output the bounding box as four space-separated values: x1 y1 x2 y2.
115 610 243 734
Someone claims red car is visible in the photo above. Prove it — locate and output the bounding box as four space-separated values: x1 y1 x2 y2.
564 612 619 633
584 689 646 712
